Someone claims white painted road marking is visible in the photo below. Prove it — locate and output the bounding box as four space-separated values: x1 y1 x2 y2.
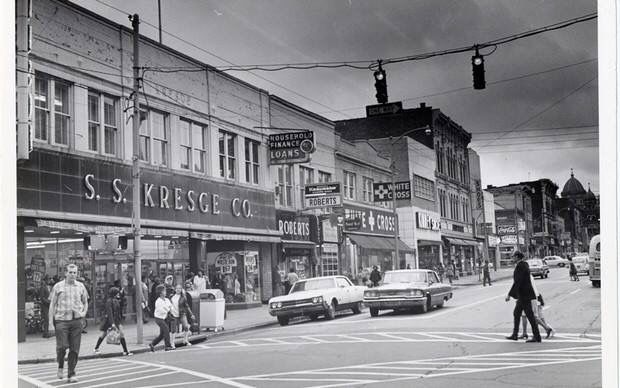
569 288 582 295
232 344 601 387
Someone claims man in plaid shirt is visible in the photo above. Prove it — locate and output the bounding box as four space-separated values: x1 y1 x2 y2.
48 264 89 383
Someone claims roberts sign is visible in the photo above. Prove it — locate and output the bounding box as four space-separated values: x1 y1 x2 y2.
304 182 342 209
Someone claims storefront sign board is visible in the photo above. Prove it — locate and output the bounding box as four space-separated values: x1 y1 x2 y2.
276 210 318 242
372 181 411 202
344 204 396 236
268 131 314 164
497 225 516 235
416 212 440 231
304 182 342 209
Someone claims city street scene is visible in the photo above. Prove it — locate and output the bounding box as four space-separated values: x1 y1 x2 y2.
14 0 603 387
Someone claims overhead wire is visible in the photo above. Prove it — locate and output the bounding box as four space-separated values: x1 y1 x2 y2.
93 0 355 119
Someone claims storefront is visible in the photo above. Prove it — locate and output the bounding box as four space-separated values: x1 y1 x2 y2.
273 210 319 296
343 204 414 275
442 237 478 275
318 216 340 277
17 149 278 340
415 210 442 270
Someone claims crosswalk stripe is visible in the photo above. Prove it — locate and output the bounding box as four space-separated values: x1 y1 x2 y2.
51 366 165 386
42 365 152 383
33 361 139 378
17 374 55 388
86 371 179 388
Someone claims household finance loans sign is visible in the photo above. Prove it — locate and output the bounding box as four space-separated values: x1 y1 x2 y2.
269 131 315 164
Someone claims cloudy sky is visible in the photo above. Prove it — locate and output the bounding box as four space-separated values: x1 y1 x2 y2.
76 0 599 194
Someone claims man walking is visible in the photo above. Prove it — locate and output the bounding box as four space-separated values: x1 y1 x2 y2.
48 264 89 382
482 260 492 286
505 251 542 343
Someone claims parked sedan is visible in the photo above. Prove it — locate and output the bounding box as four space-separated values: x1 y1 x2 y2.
543 255 569 267
363 269 452 316
572 255 590 275
527 258 549 278
268 276 366 326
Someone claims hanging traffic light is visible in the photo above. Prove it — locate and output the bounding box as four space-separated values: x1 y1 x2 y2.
472 46 485 90
373 64 388 104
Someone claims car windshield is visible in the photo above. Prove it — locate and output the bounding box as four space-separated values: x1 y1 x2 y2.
527 259 543 266
290 278 335 293
573 257 587 263
383 272 427 284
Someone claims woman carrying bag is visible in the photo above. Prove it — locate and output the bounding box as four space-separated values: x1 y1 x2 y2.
93 287 132 356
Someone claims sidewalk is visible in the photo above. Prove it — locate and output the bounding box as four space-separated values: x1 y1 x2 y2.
18 305 276 364
19 269 516 364
449 267 514 286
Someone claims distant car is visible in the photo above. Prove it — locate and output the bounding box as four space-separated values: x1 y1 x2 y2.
363 269 452 316
572 255 590 275
268 276 366 326
543 255 569 267
527 259 549 279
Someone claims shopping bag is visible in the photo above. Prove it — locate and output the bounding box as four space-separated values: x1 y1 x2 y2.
106 327 121 345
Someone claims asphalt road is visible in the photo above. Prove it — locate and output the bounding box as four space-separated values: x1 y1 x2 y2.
19 267 601 388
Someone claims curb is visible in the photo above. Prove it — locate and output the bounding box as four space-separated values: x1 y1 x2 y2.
19 274 516 364
18 321 279 365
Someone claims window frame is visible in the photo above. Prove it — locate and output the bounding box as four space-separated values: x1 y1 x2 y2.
276 165 294 207
139 108 169 167
413 175 435 201
244 138 260 184
362 177 374 203
299 166 314 204
178 118 208 174
343 170 356 200
219 130 237 180
87 90 120 156
34 74 73 147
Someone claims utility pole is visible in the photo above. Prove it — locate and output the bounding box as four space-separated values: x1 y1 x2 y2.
390 137 399 270
157 0 162 44
131 14 144 344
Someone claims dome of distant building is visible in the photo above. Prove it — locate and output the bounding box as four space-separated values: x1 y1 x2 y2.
586 186 596 200
561 169 586 198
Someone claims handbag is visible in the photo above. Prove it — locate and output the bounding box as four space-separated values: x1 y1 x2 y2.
106 326 121 345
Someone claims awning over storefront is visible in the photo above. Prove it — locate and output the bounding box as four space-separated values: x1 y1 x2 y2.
443 237 479 247
417 239 442 247
190 232 281 243
348 234 414 252
282 240 317 249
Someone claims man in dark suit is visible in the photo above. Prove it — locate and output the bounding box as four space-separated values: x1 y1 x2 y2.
505 251 542 342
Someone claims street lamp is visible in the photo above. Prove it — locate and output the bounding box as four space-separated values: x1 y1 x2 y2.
389 125 432 268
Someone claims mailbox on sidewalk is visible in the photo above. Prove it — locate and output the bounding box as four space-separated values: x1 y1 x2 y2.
199 289 225 332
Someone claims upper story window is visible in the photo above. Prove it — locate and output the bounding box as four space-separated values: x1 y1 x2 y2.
34 74 71 146
462 197 470 223
244 138 260 184
299 166 314 204
219 130 236 179
343 171 356 200
318 171 332 183
139 109 168 166
438 188 447 217
178 119 208 173
436 145 445 174
362 177 374 203
276 165 293 207
414 175 435 201
88 92 119 156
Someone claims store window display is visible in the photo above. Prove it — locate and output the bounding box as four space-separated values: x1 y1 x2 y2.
202 250 261 304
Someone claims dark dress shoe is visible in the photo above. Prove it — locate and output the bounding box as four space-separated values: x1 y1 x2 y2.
526 338 541 343
505 335 519 340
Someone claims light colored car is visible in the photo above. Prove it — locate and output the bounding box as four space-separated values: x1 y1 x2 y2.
572 255 590 275
543 255 569 267
363 269 453 316
527 258 549 279
268 276 366 326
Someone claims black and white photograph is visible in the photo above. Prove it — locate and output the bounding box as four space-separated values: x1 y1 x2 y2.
3 0 619 387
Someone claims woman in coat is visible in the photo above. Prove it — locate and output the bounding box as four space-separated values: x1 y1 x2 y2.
170 284 195 347
94 287 132 356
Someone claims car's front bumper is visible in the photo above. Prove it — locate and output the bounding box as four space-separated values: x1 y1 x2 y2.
269 302 327 317
530 268 546 276
363 297 426 310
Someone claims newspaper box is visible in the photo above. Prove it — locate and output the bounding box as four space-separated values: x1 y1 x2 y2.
199 289 225 331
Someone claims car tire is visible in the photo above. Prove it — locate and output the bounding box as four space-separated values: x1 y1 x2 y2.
419 296 430 313
436 301 444 309
277 316 289 326
309 314 319 321
325 301 336 320
369 307 379 317
352 302 362 315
